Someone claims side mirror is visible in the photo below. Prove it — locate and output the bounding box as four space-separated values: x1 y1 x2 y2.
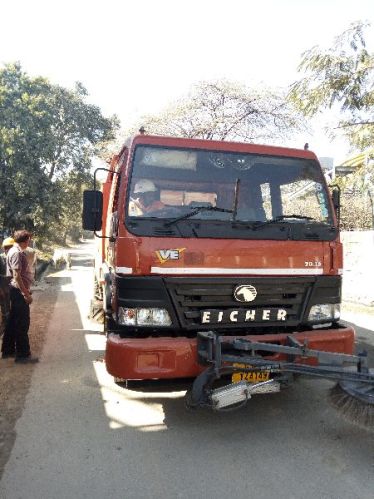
332 187 340 212
82 190 103 231
330 186 341 226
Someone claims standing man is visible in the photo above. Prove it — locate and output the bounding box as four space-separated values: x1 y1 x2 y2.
0 237 14 275
0 237 14 338
1 230 38 363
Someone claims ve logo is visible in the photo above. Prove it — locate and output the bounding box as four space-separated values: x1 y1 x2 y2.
156 248 186 264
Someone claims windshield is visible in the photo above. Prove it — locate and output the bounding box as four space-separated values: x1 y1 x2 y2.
125 145 335 239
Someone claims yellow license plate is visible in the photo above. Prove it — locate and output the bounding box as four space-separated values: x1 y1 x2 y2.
232 363 270 383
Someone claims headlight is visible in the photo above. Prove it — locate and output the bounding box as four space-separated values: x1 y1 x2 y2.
308 304 340 323
118 307 172 326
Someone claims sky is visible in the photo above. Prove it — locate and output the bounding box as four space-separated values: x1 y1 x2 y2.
1 0 373 164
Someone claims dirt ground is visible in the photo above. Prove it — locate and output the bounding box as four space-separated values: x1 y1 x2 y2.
0 271 59 478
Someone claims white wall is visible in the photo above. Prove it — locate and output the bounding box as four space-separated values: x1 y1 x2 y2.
341 230 374 306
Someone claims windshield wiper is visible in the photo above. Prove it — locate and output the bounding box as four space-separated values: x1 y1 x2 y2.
231 178 240 221
252 214 317 230
165 205 234 227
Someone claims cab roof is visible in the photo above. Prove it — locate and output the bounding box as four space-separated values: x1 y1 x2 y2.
119 134 318 161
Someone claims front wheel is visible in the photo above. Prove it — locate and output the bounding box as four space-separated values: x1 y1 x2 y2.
89 298 104 323
89 275 104 323
93 274 103 301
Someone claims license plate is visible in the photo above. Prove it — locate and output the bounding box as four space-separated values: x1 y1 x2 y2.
231 363 270 383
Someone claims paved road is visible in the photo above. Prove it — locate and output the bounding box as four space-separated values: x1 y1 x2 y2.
1 243 373 499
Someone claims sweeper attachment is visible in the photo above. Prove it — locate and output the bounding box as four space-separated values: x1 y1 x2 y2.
186 331 374 429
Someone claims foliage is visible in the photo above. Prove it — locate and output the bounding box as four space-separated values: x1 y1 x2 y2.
289 21 374 229
339 191 373 230
39 170 94 245
0 62 119 243
125 79 307 143
334 159 374 230
289 21 374 150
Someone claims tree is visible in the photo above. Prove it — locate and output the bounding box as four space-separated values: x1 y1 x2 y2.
126 79 307 143
49 169 94 244
0 62 119 242
289 21 374 151
334 155 374 230
289 21 374 229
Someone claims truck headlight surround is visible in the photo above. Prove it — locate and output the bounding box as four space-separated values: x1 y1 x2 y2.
308 304 340 323
118 307 172 326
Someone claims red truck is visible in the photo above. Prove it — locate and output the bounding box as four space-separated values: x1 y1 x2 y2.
83 133 373 411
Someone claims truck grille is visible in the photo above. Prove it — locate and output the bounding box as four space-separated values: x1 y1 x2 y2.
165 277 315 330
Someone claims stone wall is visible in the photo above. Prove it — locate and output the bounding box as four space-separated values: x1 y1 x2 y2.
341 230 374 306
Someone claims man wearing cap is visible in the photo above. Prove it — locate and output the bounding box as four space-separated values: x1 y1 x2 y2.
0 237 14 338
129 179 166 216
2 230 38 363
0 237 14 274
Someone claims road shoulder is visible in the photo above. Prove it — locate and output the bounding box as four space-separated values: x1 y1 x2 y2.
0 273 59 478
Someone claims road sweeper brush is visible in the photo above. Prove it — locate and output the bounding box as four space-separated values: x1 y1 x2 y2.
185 331 374 429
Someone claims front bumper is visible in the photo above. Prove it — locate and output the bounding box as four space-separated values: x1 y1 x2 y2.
105 325 355 380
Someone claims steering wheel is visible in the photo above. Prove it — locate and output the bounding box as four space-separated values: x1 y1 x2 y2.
147 205 183 217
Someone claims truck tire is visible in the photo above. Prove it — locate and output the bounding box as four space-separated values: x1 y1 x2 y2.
89 275 104 323
93 274 103 301
89 298 104 323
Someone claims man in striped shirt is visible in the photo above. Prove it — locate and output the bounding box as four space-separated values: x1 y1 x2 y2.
1 230 38 363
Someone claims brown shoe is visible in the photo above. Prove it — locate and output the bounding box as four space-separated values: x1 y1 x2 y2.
15 356 39 364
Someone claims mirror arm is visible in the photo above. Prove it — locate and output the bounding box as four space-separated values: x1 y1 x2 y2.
93 168 119 239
